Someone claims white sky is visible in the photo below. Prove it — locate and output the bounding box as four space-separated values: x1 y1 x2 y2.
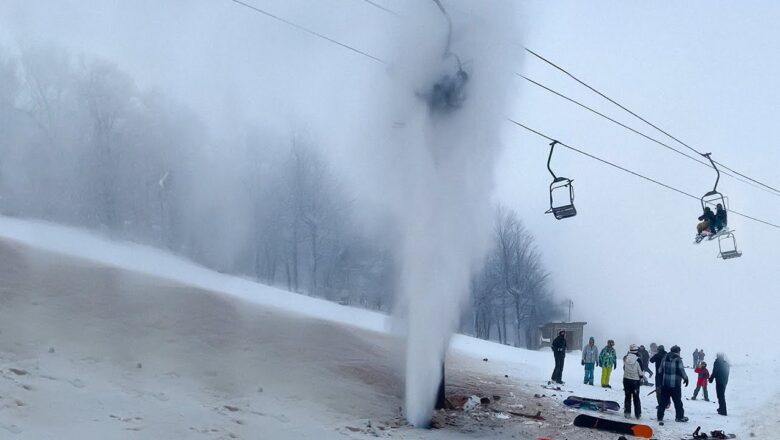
1 0 778 357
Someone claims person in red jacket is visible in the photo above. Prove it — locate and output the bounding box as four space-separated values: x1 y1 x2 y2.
692 361 710 401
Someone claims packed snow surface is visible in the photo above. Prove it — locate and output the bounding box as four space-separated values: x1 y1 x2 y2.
0 216 777 439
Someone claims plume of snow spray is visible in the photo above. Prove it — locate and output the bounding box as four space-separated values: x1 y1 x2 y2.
358 3 520 427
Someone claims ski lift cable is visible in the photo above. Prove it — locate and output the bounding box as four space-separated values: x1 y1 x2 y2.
360 0 400 17
358 1 780 198
518 74 780 198
430 0 464 71
227 0 386 65
224 0 780 229
524 48 780 196
507 119 780 230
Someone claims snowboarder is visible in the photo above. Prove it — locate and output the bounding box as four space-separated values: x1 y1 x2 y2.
599 340 617 388
550 330 567 384
657 345 689 423
692 348 700 367
649 344 667 408
709 352 730 416
692 361 710 401
695 209 716 242
582 336 599 385
622 344 643 419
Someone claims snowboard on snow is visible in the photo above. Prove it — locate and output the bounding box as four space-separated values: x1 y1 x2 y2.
564 396 620 411
573 414 653 439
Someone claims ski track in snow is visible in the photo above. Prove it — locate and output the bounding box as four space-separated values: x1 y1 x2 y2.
0 216 777 439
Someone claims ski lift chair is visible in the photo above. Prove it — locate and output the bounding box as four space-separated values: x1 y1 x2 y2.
701 191 728 212
547 178 577 219
717 231 742 260
544 141 577 220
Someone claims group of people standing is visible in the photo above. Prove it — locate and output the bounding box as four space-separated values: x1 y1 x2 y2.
550 333 731 424
580 337 625 388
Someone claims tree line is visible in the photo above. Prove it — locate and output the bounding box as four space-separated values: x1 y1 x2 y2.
0 43 561 347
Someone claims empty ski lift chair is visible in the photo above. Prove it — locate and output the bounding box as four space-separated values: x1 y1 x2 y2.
717 231 743 259
545 141 577 220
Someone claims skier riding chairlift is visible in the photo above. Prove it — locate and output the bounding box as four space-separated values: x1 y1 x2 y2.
695 153 732 243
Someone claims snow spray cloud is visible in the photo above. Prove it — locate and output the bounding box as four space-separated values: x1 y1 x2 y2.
357 3 520 427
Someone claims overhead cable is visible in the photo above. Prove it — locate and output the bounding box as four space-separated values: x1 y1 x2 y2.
518 73 780 198
228 0 386 64
360 0 400 17
524 48 780 196
358 2 780 197
224 0 780 230
508 119 780 230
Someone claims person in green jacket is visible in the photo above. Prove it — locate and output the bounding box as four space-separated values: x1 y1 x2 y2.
599 339 617 388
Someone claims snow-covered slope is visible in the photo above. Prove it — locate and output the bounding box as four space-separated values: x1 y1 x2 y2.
0 216 776 439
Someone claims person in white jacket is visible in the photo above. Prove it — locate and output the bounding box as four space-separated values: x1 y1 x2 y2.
623 344 644 419
581 337 599 385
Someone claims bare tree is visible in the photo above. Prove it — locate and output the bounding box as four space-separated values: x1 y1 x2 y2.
76 58 135 229
466 205 562 347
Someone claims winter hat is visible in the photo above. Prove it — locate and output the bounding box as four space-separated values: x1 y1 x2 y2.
671 345 681 353
629 344 638 352
657 345 665 352
589 336 595 342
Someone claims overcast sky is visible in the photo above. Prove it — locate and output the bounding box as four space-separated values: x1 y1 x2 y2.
1 1 778 359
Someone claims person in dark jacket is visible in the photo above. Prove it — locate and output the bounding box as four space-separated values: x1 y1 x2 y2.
649 345 667 407
638 345 653 385
550 330 567 384
709 352 730 415
713 204 728 233
692 348 700 367
696 209 716 242
657 345 689 423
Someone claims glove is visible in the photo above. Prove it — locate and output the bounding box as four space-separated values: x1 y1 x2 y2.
709 378 714 384
581 360 585 366
683 379 689 387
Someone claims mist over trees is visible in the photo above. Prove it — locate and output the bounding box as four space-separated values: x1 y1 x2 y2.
463 206 562 347
0 43 560 348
